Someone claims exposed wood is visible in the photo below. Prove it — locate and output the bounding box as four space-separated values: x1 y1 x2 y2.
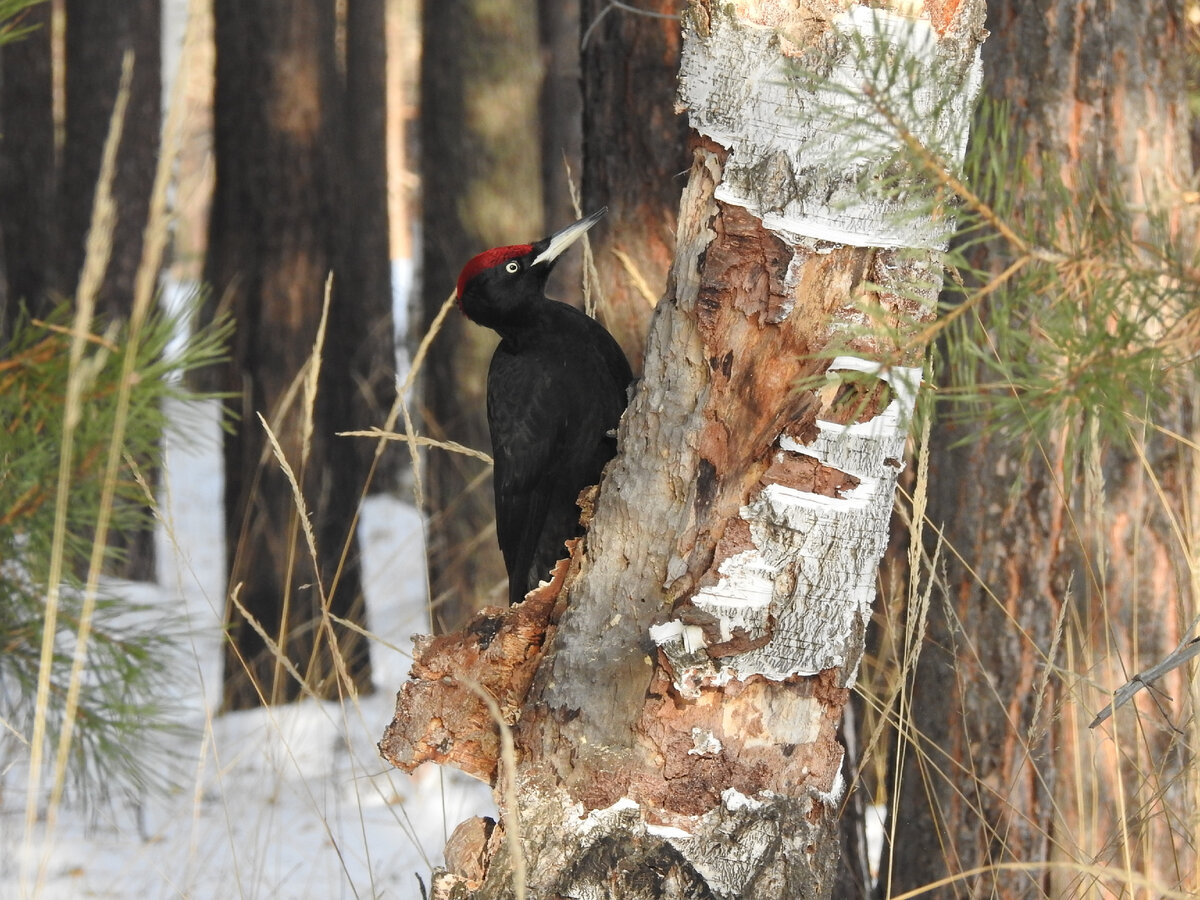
379 548 571 782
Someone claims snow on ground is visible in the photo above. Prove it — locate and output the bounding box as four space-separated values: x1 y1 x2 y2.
0 396 496 899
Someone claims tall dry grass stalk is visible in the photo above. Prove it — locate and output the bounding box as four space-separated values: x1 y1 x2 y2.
854 404 1199 898
20 49 131 895
20 0 204 890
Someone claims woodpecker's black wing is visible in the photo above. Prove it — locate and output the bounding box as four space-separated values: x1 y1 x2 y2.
488 351 560 603
487 301 631 604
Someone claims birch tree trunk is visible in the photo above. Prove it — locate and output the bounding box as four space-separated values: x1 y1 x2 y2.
383 1 986 895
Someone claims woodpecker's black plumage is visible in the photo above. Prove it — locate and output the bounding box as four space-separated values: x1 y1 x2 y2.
456 208 632 605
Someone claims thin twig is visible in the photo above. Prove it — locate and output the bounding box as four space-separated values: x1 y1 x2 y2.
611 247 659 307
582 0 681 51
339 428 494 465
461 678 527 900
1090 628 1200 729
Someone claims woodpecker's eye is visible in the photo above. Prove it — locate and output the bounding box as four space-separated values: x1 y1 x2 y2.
504 260 520 274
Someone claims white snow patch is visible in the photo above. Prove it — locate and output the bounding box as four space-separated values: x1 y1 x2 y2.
649 620 708 655
577 797 641 835
688 729 723 757
810 753 846 807
646 822 694 840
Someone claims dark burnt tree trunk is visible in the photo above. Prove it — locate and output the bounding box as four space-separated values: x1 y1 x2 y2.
210 0 385 709
538 0 582 261
61 0 161 320
0 1 162 575
887 1 1197 897
419 0 543 629
0 1 55 342
579 0 688 372
339 0 397 486
61 0 162 581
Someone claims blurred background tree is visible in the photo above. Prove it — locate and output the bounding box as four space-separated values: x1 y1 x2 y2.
419 0 685 630
417 0 544 630
206 0 394 708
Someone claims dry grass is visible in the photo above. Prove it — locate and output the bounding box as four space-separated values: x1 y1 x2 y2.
852 337 1199 899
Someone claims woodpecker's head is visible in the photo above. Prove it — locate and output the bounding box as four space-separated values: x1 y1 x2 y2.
456 208 607 328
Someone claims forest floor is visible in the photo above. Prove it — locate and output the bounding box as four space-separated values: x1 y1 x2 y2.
0 395 495 899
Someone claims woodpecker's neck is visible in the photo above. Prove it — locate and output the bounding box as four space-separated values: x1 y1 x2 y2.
486 295 558 346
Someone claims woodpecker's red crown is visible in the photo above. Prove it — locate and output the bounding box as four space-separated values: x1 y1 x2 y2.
456 244 533 302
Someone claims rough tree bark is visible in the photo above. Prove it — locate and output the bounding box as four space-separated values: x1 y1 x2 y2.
888 2 1198 897
538 0 582 252
60 0 161 321
383 2 987 896
0 0 160 331
579 0 689 373
64 0 162 582
209 0 378 708
419 0 543 629
0 1 55 340
0 1 162 577
338 0 397 485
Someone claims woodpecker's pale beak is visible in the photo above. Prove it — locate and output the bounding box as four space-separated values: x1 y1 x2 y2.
531 207 607 267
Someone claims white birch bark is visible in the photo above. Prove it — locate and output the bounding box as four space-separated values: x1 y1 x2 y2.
650 0 983 756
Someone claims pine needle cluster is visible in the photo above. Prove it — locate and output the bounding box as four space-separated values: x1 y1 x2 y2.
0 0 44 45
0 300 230 801
940 107 1199 477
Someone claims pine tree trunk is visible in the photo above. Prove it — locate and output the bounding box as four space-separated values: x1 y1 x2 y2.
338 0 396 485
419 0 543 629
888 1 1197 897
209 0 374 709
61 0 161 321
1 1 163 579
382 2 987 895
68 0 162 582
0 1 55 340
538 0 582 266
580 0 688 372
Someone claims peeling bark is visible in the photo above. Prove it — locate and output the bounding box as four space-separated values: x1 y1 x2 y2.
384 2 986 896
379 550 572 782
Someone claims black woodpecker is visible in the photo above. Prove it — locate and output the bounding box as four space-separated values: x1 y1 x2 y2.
456 208 633 605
